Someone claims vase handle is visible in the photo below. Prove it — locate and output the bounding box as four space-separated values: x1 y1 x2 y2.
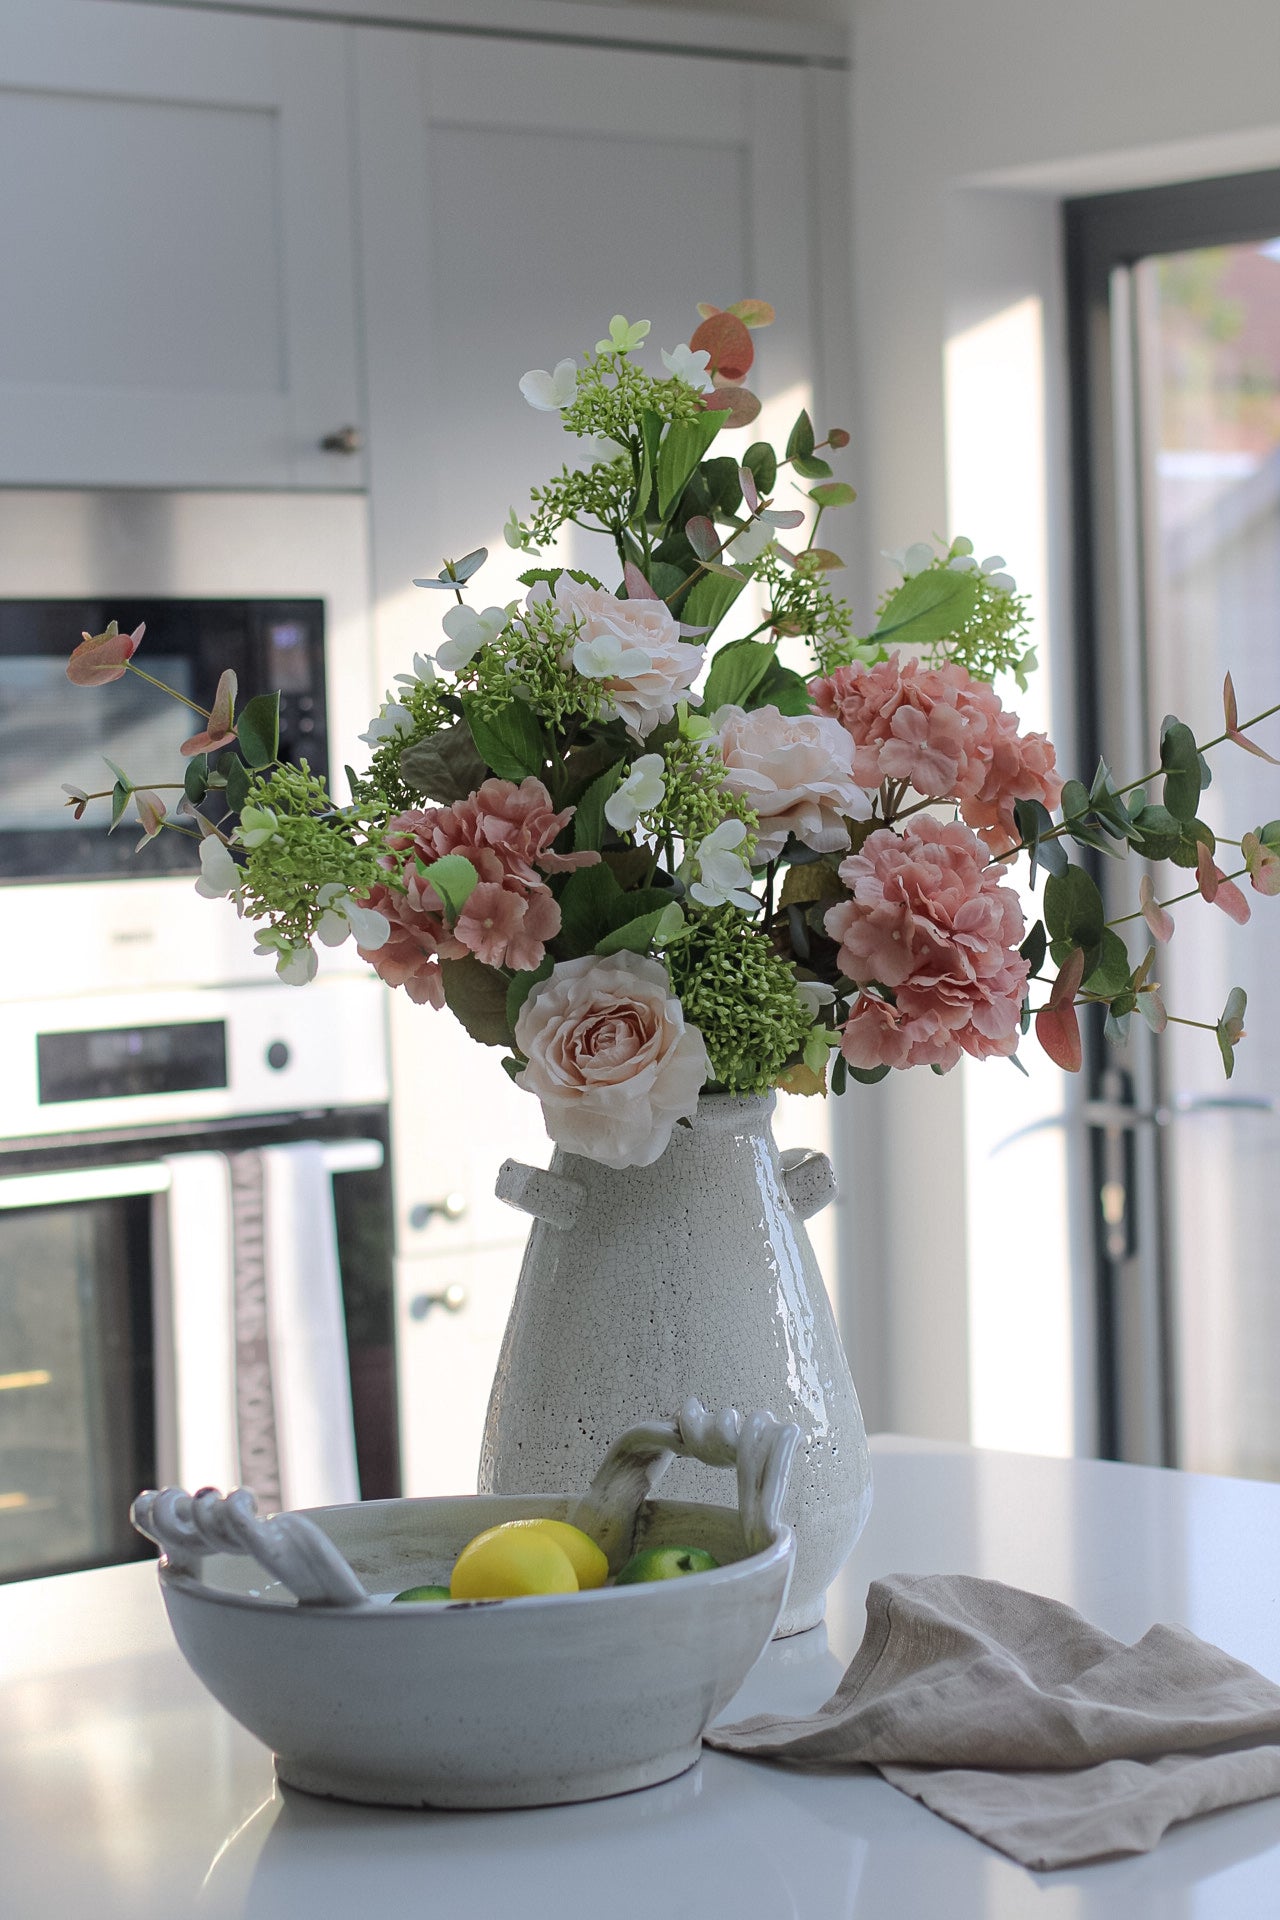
494 1159 585 1229
130 1486 369 1608
780 1146 837 1220
570 1396 800 1570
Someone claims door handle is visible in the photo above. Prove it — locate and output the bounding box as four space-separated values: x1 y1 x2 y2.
409 1283 467 1321
408 1193 467 1231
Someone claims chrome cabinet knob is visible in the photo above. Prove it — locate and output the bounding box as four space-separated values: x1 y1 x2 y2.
409 1282 467 1321
408 1193 467 1231
319 425 363 454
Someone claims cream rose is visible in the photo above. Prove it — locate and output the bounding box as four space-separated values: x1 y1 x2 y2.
712 703 871 862
554 577 703 737
514 951 709 1168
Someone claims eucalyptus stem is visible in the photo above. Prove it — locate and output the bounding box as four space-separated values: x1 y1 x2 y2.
124 661 209 719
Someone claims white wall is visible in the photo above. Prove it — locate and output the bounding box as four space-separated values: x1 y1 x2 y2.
843 0 1280 1447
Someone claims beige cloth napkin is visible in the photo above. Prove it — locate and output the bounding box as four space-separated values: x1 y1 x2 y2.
706 1573 1280 1870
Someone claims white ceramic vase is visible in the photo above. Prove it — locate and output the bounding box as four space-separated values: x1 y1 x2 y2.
479 1092 872 1636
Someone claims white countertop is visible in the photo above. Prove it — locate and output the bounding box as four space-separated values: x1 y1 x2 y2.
4 1438 1280 1919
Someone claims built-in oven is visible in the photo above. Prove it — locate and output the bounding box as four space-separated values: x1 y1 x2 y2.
0 980 398 1585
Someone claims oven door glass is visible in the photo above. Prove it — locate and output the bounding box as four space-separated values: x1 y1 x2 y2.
0 1194 153 1581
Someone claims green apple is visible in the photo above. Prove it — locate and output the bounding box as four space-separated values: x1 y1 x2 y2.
391 1584 452 1603
614 1545 720 1584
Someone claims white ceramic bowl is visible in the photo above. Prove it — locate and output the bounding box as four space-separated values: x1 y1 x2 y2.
135 1401 797 1810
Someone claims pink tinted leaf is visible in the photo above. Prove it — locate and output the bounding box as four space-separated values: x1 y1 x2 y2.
1229 726 1280 764
738 464 760 513
795 548 846 574
622 560 660 601
684 515 720 562
725 298 775 329
827 427 851 449
180 667 239 756
133 790 167 848
66 619 144 687
695 302 722 322
690 311 754 382
1049 946 1086 1011
1136 987 1168 1035
1139 874 1174 942
1036 1001 1082 1073
763 507 805 530
1214 877 1251 924
1196 841 1219 902
701 386 761 430
1223 670 1239 732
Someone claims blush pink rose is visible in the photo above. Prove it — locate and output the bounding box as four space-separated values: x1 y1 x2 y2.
712 702 871 861
824 816 1029 1073
553 577 704 736
810 653 1062 855
357 777 597 998
514 951 709 1168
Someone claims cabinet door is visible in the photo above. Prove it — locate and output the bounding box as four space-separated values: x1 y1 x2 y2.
0 1 363 487
353 31 843 1492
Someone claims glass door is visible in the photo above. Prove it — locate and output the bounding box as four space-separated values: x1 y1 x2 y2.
1067 170 1280 1476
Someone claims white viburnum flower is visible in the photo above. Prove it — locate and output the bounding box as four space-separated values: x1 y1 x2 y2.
795 979 837 1020
604 754 666 834
358 698 414 748
195 836 244 902
688 819 758 912
394 652 437 692
883 541 935 578
504 507 534 552
660 343 714 393
314 882 391 953
596 315 650 356
572 630 653 682
436 602 512 673
254 929 319 987
727 517 776 564
519 359 577 412
980 553 1016 591
236 805 282 850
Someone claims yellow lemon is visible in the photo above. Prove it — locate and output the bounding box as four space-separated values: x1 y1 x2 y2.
501 1518 609 1591
450 1525 578 1600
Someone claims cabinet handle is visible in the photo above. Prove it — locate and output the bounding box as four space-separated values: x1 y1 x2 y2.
409 1283 467 1321
408 1193 467 1231
319 425 363 455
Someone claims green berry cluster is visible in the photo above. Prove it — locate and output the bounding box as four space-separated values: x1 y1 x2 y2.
238 763 390 944
666 915 813 1094
560 350 704 446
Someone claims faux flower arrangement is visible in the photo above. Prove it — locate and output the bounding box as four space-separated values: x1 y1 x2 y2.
65 301 1280 1169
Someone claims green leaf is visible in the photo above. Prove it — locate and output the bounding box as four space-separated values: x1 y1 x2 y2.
518 565 603 592
1083 928 1131 997
846 1061 890 1085
237 692 281 769
1044 864 1105 966
501 1055 523 1083
419 854 478 925
101 755 131 788
703 638 779 712
183 754 209 805
573 761 625 852
657 413 724 520
751 660 811 716
224 756 250 813
1019 919 1047 976
399 718 489 804
1259 819 1280 853
743 442 777 496
439 956 512 1047
791 454 833 480
556 863 623 957
1104 1007 1132 1046
873 568 980 648
806 481 857 508
638 409 663 516
506 957 553 1036
1013 798 1067 879
1060 778 1091 824
644 561 690 607
785 409 815 462
699 456 743 518
682 568 746 640
1159 715 1203 823
109 779 130 830
596 906 671 956
830 1051 848 1095
462 696 546 782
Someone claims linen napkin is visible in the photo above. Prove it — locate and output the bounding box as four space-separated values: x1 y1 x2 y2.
706 1572 1280 1869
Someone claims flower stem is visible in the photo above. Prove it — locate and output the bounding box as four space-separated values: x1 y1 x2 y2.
124 662 209 718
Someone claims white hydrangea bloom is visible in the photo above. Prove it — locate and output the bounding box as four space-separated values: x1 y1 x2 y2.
660 343 714 393
688 819 758 912
604 754 666 833
519 359 577 411
436 602 512 673
394 652 437 692
194 836 243 902
358 699 414 747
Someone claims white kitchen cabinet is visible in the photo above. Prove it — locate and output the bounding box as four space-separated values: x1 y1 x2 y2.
0 0 363 487
352 27 847 1493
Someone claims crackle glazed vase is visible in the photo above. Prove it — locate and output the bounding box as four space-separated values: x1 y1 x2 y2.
479 1092 872 1636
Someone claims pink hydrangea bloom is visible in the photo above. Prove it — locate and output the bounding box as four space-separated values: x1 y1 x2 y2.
824 816 1029 1073
810 653 1062 855
356 777 597 999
